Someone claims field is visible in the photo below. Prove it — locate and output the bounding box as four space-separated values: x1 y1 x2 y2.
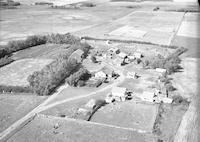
0 58 52 86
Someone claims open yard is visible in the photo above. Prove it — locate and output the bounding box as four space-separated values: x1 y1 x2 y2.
0 58 52 86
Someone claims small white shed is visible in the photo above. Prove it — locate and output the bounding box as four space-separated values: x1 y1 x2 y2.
134 52 142 58
95 71 106 79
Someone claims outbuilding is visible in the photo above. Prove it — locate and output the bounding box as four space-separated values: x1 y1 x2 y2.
118 52 127 59
140 90 156 102
95 71 107 79
134 52 142 58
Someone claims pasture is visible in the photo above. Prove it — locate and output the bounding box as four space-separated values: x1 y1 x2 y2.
0 58 52 86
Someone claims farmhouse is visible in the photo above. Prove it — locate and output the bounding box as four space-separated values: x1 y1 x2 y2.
140 90 156 102
69 49 84 63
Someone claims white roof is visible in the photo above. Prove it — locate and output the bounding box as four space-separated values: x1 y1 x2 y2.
112 87 126 97
140 91 155 102
134 52 142 58
128 55 135 59
118 52 127 58
95 71 106 78
156 68 167 73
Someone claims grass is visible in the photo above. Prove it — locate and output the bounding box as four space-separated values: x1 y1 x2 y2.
12 44 69 60
0 58 52 87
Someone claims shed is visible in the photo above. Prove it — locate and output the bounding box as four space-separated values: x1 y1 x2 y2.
127 72 136 79
134 52 142 58
69 49 84 63
140 91 156 102
128 55 135 60
156 68 167 74
95 71 107 79
118 52 127 59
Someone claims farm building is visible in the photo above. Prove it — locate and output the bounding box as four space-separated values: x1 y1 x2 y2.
127 72 137 79
134 52 142 58
156 68 167 74
69 49 84 63
118 52 127 59
140 90 156 102
95 71 107 79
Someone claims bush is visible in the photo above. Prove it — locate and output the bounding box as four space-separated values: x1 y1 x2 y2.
172 95 189 105
28 58 80 96
144 51 183 74
0 85 33 93
66 67 90 87
46 33 80 44
0 56 14 68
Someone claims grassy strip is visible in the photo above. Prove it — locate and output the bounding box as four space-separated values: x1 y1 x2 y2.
0 56 14 68
82 36 179 49
0 85 33 93
153 103 165 136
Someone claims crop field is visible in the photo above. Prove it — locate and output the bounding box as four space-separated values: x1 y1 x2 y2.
12 44 69 60
0 58 52 86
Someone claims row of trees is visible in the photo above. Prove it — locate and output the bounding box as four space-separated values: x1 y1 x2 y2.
142 47 187 74
0 33 81 58
27 42 91 95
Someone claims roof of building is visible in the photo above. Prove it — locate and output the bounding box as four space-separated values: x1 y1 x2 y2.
69 49 84 61
118 52 127 58
73 49 84 56
95 71 106 78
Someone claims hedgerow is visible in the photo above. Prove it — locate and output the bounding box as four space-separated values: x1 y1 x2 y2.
46 33 80 44
0 33 81 58
0 56 14 68
27 42 91 95
0 35 47 58
28 58 80 96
